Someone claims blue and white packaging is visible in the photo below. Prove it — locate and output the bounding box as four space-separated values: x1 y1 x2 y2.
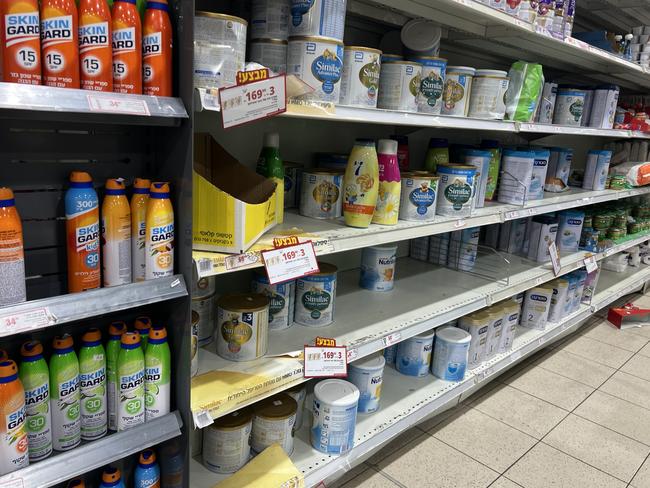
347 355 385 413
395 330 435 377
582 150 612 191
463 149 492 208
556 210 584 253
311 379 359 455
431 327 471 381
548 278 570 323
572 269 588 312
429 232 450 265
497 149 535 205
383 344 397 364
448 227 480 272
521 285 553 330
529 148 550 200
360 245 397 292
545 147 572 192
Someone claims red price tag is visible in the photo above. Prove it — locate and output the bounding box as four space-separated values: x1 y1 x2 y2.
304 346 347 378
262 241 319 285
219 74 286 129
0 308 52 335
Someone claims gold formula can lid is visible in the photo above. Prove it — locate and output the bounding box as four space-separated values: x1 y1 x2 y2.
217 293 269 312
254 393 297 420
212 407 253 430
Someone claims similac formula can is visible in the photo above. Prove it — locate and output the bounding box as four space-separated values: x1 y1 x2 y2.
360 245 397 292
459 312 490 369
252 393 297 455
145 182 174 280
145 326 171 421
589 85 619 129
522 285 553 330
463 149 491 209
202 408 252 474
192 293 215 345
545 147 572 192
191 311 199 377
106 321 126 431
429 232 450 265
300 170 343 219
537 82 558 124
431 327 471 381
527 216 559 262
251 0 289 40
411 56 447 114
339 46 382 108
284 162 303 208
142 0 173 97
583 150 612 191
131 178 150 283
289 0 346 40
251 270 295 331
0 188 26 306
410 236 429 261
557 210 584 253
111 0 142 94
468 70 509 119
295 263 337 326
383 345 397 365
102 178 132 287
1 0 41 85
347 354 385 413
41 0 80 88
249 39 288 74
377 61 422 112
497 150 535 205
288 36 344 104
548 278 570 323
529 148 550 201
0 360 29 475
49 335 81 451
553 87 586 126
79 0 113 92
311 379 359 454
395 330 435 377
79 329 107 441
436 164 476 217
286 384 307 430
442 66 475 117
498 301 520 353
117 332 145 431
216 294 269 361
448 227 480 272
398 173 439 221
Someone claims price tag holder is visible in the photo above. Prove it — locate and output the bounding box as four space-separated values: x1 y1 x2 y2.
225 252 260 271
192 409 214 429
0 477 25 488
220 70 286 129
549 241 561 276
304 346 347 378
87 95 150 116
584 255 598 274
383 332 401 347
262 241 319 285
0 307 53 335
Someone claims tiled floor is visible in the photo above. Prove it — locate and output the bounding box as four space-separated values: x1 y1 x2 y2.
331 309 650 488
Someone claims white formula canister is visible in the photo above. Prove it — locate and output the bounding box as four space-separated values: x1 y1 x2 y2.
553 87 586 126
537 82 558 124
522 285 553 330
339 46 382 108
300 170 343 219
447 227 480 272
288 36 344 103
545 147 572 192
436 164 477 217
216 294 269 361
529 148 550 201
410 56 447 114
442 66 475 117
468 70 509 119
312 379 359 454
582 150 612 191
194 12 247 90
191 310 199 377
589 85 620 129
249 39 288 74
202 408 253 474
192 276 216 299
360 245 397 292
295 263 337 326
498 301 520 353
192 293 216 346
284 162 303 208
251 0 289 40
395 330 435 377
410 236 430 261
548 278 570 323
463 149 491 209
429 232 450 265
484 309 504 360
377 61 422 112
347 354 385 413
399 172 439 221
251 270 295 331
527 216 559 262
289 0 347 40
557 210 584 253
431 326 471 381
497 149 535 205
286 384 307 430
383 344 397 365
459 312 490 369
252 393 297 455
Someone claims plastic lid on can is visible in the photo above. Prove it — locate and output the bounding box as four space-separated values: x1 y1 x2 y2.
133 178 151 194
414 329 436 340
101 467 121 486
377 139 398 156
109 321 127 338
70 171 93 183
350 353 385 371
401 19 441 53
138 449 157 466
120 331 141 348
366 244 398 253
53 334 74 351
475 69 508 77
254 392 297 419
217 293 270 312
314 379 360 407
0 360 18 382
436 326 471 345
82 328 102 345
428 137 448 148
149 326 168 343
446 66 476 75
213 407 253 430
0 187 15 206
135 317 152 333
21 340 43 358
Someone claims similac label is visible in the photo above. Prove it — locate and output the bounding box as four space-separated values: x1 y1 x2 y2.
1 404 29 472
146 222 174 279
23 380 51 461
3 12 41 84
144 364 169 421
79 359 107 440
79 21 111 91
51 376 81 451
118 368 145 430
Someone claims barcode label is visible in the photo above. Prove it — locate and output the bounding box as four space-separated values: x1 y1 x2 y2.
198 259 212 273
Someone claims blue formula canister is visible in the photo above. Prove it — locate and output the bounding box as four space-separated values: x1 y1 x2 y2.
383 344 397 364
395 330 435 377
347 354 385 413
431 326 471 381
311 379 359 455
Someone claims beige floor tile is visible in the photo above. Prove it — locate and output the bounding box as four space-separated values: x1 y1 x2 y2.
417 404 468 432
470 383 568 439
432 408 536 473
583 322 649 352
599 371 650 410
490 478 523 488
378 435 499 488
623 324 650 340
637 342 650 358
560 335 635 369
533 349 616 388
574 390 650 445
543 414 650 482
630 455 650 488
339 468 400 488
621 354 650 382
330 464 370 488
504 364 594 411
366 426 427 466
504 443 627 488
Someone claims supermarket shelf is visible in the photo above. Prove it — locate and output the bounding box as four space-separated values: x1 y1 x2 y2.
0 275 187 338
0 411 183 488
190 264 650 488
518 123 632 138
190 230 650 423
193 187 650 278
0 83 188 126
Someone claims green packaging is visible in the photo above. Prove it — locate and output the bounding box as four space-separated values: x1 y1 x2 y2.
79 328 107 440
145 326 171 421
117 332 145 431
49 334 81 451
107 321 126 431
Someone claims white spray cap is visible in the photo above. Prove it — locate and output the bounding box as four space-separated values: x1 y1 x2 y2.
377 139 398 155
625 33 634 40
263 132 280 148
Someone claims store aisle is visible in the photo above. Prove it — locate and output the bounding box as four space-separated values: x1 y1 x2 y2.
332 295 650 488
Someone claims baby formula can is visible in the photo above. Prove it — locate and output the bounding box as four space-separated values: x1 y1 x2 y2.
468 70 509 119
429 232 450 265
410 56 447 114
311 379 359 454
553 87 586 126
395 330 435 377
432 327 471 381
287 35 344 104
202 408 253 474
191 311 199 377
589 85 620 129
192 276 216 299
497 150 535 205
572 270 587 311
251 0 289 40
536 82 558 124
565 273 578 314
498 301 520 353
252 393 297 455
360 245 397 292
0 360 29 475
582 150 612 191
289 0 346 40
216 294 269 362
483 309 504 360
459 312 490 369
399 173 439 221
377 61 422 112
447 227 480 272
286 384 307 430
545 147 572 192
102 178 132 287
581 89 594 128
192 293 216 346
436 164 476 217
442 66 475 117
383 345 397 365
557 210 584 253
498 219 526 254
251 270 295 331
527 216 559 262
347 354 385 413
548 278 570 323
522 285 553 330
294 263 337 326
410 236 429 261
528 148 550 201
463 149 491 209
194 12 247 90
284 162 303 208
300 170 343 219
249 39 288 74
339 46 382 108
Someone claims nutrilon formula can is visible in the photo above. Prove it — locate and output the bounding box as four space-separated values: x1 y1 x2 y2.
383 344 397 364
467 70 509 119
300 170 343 219
436 164 476 217
251 393 297 455
377 61 422 112
251 270 295 331
347 354 385 413
216 294 269 361
339 46 382 108
360 245 397 292
395 330 435 377
288 36 344 103
553 87 586 126
431 326 471 381
399 172 439 221
289 0 347 41
312 379 359 454
202 408 253 474
294 263 337 326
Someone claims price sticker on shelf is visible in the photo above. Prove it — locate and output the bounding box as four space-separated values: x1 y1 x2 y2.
304 346 347 378
505 210 519 220
383 332 401 347
262 241 319 284
219 71 286 129
192 409 214 429
549 241 561 276
0 307 53 334
584 255 598 274
225 252 260 271
87 95 150 115
454 219 466 228
346 348 359 362
0 477 25 488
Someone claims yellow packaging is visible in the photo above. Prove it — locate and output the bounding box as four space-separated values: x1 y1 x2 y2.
102 178 132 287
193 133 280 254
131 178 150 283
343 139 379 228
